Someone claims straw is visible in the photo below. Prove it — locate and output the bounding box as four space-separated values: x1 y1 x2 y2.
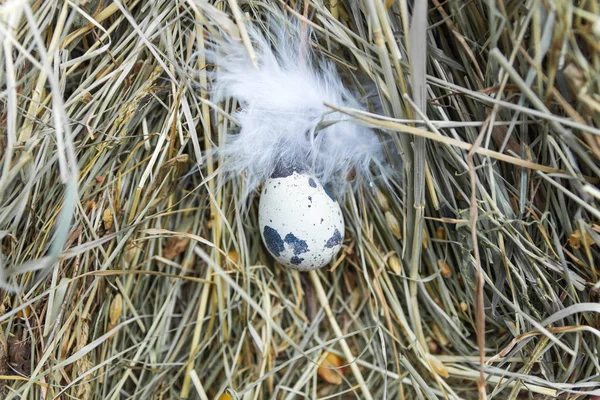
1 0 599 398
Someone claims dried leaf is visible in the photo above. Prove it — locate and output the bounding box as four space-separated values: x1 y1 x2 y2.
436 226 446 240
109 294 123 326
81 91 93 103
564 63 586 96
437 260 452 278
374 186 390 211
349 287 361 312
124 241 137 264
387 255 402 274
102 208 113 230
568 230 592 250
16 304 33 319
226 250 239 266
431 323 450 347
427 354 449 379
8 336 30 375
385 211 401 239
163 235 190 260
426 336 438 353
317 352 344 385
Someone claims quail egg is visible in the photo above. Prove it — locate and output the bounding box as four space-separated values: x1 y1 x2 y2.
258 169 344 270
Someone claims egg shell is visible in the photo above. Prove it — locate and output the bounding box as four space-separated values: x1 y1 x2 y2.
259 171 344 271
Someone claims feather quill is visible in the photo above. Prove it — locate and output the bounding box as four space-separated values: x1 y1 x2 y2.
209 19 383 196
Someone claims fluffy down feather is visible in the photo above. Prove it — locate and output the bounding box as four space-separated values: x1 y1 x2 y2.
210 20 383 195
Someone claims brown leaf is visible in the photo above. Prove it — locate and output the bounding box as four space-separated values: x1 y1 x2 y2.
387 255 402 274
564 62 586 97
436 226 446 240
349 287 361 312
568 230 582 249
385 211 401 239
427 354 449 379
568 230 593 250
163 235 190 260
109 294 123 326
102 207 113 230
8 336 30 375
317 352 344 385
124 241 137 264
226 250 239 267
164 236 190 260
374 186 390 211
426 336 438 353
437 260 452 278
16 305 32 319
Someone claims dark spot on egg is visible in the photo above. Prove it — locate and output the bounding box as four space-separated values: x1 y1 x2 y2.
263 226 284 257
284 233 309 255
290 256 304 265
271 165 297 178
325 229 343 248
308 196 312 202
308 178 317 188
323 184 336 202
320 218 324 224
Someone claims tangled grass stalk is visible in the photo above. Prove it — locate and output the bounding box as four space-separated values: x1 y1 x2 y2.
1 0 599 398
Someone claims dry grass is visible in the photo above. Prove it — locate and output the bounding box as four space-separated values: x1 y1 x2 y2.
1 0 600 399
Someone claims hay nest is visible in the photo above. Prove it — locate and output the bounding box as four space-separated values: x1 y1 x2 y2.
1 0 599 398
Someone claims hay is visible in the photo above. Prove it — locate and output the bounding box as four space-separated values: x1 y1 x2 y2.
1 0 599 398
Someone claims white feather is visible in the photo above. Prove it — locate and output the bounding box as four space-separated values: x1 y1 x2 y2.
209 20 383 195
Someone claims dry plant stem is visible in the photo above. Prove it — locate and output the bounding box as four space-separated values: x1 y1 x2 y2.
181 8 215 397
329 0 338 19
327 104 564 175
407 0 429 352
19 2 69 142
431 0 484 86
189 369 210 400
506 336 550 400
2 1 599 398
468 117 491 400
462 13 532 398
491 49 600 178
0 39 16 202
309 270 373 400
425 75 600 137
182 269 212 399
443 366 556 397
364 0 424 351
227 0 257 68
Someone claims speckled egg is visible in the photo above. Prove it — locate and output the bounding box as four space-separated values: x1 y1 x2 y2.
258 170 345 271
